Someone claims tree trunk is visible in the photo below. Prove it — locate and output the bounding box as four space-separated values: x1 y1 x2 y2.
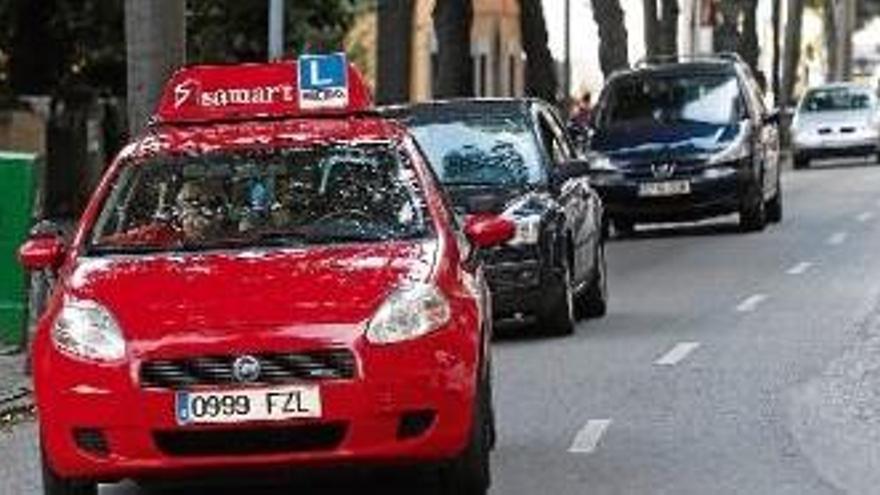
772 0 782 105
713 0 739 54
591 0 629 77
377 0 414 104
519 0 557 104
739 0 759 74
781 0 805 107
642 0 659 59
660 0 679 57
125 0 185 136
824 0 839 81
433 0 473 98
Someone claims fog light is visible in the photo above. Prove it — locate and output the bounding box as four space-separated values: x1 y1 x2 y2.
73 428 109 457
397 410 436 440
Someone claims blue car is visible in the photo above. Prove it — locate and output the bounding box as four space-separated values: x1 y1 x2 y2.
582 55 782 235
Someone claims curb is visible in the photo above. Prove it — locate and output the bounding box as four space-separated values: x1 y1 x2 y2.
0 386 34 425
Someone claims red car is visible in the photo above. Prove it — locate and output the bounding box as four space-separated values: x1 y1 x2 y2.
20 55 513 495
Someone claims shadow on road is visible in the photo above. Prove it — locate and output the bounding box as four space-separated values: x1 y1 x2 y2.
122 468 444 495
612 218 744 242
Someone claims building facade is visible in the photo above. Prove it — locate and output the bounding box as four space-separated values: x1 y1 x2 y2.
348 0 525 103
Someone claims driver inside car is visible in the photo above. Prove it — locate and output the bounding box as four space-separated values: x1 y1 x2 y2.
100 179 228 247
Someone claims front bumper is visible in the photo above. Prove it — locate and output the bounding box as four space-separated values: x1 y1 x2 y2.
793 128 879 159
35 323 479 482
482 245 547 318
592 167 744 223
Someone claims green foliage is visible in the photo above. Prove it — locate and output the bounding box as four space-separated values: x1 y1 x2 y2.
0 0 364 98
186 0 365 63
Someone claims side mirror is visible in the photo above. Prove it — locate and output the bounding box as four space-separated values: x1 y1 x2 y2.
763 108 781 125
464 214 515 249
19 235 66 271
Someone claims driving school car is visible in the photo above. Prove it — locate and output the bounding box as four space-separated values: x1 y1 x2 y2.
21 54 510 495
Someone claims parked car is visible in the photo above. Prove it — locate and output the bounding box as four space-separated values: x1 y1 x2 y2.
791 82 880 169
584 55 782 234
384 99 608 336
21 55 506 495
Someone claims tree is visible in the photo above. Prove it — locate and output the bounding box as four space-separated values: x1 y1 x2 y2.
590 0 629 77
739 0 759 72
781 0 805 107
642 0 678 58
660 0 680 57
186 1 360 63
433 0 473 98
125 0 185 135
376 0 414 104
642 0 658 58
713 0 760 73
519 0 557 104
772 0 782 104
7 0 125 97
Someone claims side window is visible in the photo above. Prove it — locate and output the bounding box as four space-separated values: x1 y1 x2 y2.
545 109 576 159
537 112 567 166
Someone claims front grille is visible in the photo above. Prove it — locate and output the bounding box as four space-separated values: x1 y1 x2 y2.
140 350 356 389
621 161 707 181
154 422 347 457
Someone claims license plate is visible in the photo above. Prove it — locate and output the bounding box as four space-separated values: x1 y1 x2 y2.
175 386 321 425
638 180 691 197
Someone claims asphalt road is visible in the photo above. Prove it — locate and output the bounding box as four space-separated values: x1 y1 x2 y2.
5 157 880 494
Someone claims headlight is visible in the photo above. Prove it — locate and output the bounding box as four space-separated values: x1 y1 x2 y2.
366 284 451 344
507 214 542 245
52 299 126 362
587 153 618 171
708 128 750 165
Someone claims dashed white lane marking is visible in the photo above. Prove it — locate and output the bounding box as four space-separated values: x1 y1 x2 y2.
857 211 875 223
737 294 769 312
786 261 814 275
655 342 701 366
569 419 612 454
827 232 848 245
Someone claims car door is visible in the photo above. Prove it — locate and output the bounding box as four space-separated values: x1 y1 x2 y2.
740 70 780 198
536 105 599 288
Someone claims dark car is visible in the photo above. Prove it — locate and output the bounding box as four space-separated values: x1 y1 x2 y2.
582 55 782 235
385 99 607 336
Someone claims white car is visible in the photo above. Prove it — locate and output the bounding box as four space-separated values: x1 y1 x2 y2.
791 83 880 169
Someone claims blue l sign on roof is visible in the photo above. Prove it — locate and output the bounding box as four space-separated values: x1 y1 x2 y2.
298 53 349 110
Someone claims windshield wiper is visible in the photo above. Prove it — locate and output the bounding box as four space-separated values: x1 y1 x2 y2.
87 245 170 256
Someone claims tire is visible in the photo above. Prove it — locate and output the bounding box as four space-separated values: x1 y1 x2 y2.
739 180 767 232
577 240 608 319
793 154 810 170
440 377 492 495
42 451 97 495
612 219 635 238
537 258 575 336
766 180 783 224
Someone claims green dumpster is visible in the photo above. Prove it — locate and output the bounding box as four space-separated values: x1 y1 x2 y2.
0 151 38 347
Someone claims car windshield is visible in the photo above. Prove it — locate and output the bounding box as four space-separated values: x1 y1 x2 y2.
406 111 545 187
600 73 743 127
88 144 431 254
801 88 874 112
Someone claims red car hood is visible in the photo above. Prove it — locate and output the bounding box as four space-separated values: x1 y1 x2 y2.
65 241 438 342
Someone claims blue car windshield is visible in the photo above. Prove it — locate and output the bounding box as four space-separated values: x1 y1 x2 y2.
408 113 546 187
600 73 744 128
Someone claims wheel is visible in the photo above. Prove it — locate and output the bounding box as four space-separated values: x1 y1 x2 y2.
739 180 767 232
537 258 575 336
766 180 783 224
440 376 492 495
577 240 608 318
42 450 96 495
793 153 810 170
612 219 635 238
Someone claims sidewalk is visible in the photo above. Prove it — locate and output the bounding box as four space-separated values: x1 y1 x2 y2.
0 351 32 422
